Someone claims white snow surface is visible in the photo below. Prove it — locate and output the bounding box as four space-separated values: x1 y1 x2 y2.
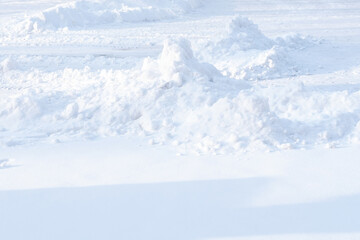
199 16 321 81
15 0 203 32
1 12 360 154
1 0 360 239
1 137 360 239
0 158 13 168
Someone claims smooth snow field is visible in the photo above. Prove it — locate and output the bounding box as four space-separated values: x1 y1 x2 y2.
1 0 360 239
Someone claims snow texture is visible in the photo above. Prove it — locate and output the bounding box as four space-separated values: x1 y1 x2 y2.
1 0 360 239
0 158 14 169
1 32 360 154
19 0 203 32
1 3 360 154
199 16 321 81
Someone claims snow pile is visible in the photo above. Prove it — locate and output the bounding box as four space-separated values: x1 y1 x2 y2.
200 15 318 81
1 37 360 154
0 39 260 153
263 82 360 149
217 16 274 52
141 38 222 87
275 33 320 50
20 0 203 32
236 46 299 81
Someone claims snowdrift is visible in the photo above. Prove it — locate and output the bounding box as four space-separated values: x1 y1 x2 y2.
21 0 203 32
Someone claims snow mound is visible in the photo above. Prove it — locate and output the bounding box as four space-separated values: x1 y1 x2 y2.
275 33 321 50
142 38 222 87
200 15 319 81
2 38 358 155
232 46 299 81
20 0 203 32
217 15 274 51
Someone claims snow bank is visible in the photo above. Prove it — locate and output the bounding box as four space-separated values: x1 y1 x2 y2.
20 0 203 32
1 36 359 154
200 15 319 81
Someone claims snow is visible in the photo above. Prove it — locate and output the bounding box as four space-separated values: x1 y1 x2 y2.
1 139 360 239
0 158 13 169
198 16 321 81
17 0 203 32
1 0 360 239
219 15 275 51
1 30 359 153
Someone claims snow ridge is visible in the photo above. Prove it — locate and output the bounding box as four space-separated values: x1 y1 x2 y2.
2 14 360 155
2 35 360 154
19 0 203 32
